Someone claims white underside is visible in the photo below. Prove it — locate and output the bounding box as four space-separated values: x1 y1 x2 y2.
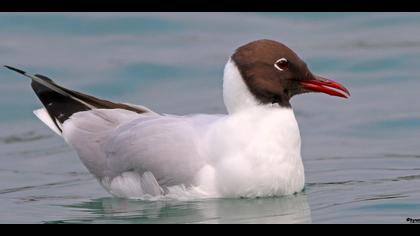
33 58 305 200
33 108 62 136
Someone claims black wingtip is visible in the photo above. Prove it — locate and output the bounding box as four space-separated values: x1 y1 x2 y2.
4 65 26 75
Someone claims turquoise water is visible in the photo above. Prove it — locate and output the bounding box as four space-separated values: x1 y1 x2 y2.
1 12 420 223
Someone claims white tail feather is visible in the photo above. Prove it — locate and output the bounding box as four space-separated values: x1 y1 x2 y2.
33 108 62 136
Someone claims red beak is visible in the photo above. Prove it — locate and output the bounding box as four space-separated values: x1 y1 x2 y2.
299 75 350 98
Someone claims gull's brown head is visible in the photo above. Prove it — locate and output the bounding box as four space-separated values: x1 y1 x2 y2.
231 39 350 107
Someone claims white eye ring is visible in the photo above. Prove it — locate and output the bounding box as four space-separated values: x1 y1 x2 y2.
274 58 288 71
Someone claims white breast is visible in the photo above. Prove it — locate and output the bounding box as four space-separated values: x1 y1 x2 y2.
201 106 305 198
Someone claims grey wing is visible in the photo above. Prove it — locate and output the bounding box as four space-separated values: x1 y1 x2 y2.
103 114 220 187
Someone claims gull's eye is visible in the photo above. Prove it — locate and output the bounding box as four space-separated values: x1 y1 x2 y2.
274 58 289 71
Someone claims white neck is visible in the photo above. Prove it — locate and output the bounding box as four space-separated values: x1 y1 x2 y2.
223 58 261 114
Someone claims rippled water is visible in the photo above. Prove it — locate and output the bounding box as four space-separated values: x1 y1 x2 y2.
1 12 420 223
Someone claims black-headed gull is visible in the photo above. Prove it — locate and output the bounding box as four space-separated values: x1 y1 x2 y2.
5 39 350 199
